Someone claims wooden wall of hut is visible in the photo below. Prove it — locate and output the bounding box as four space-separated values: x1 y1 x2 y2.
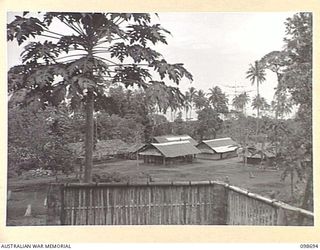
198 151 237 160
142 155 195 165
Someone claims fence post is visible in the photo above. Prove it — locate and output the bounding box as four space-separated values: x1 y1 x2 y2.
276 208 287 226
60 186 65 225
46 184 62 225
224 185 229 225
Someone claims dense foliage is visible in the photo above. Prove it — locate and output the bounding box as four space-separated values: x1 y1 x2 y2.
8 105 76 176
260 12 312 208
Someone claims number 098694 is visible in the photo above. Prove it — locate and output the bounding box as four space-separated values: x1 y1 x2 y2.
300 244 319 248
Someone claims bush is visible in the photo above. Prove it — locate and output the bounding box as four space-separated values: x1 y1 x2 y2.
8 105 77 175
92 172 130 183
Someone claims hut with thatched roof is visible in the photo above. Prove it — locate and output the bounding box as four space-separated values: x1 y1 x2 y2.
244 142 276 165
68 139 129 163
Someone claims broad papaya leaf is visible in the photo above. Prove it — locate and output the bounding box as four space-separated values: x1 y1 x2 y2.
21 41 60 64
131 13 152 24
113 66 151 87
127 24 169 46
7 16 46 45
127 44 161 63
58 35 86 53
94 17 127 42
110 13 152 24
109 42 128 62
151 59 193 84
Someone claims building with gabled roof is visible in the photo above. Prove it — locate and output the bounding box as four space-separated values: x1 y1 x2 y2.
153 134 198 146
139 141 200 165
196 137 239 160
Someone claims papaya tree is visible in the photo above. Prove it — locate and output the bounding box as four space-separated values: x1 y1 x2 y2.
7 12 193 182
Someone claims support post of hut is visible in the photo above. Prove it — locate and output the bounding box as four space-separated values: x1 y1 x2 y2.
244 132 248 168
136 152 139 166
163 156 166 165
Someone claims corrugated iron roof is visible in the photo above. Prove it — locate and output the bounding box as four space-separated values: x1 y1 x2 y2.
197 137 238 153
153 134 198 146
140 141 200 158
212 145 239 153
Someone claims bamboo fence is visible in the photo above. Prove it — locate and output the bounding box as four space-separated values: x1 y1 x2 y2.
46 181 313 226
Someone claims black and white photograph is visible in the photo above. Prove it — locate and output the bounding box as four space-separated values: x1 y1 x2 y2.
6 11 313 227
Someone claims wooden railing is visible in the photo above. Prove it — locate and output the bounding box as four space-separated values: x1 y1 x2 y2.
225 184 314 226
46 181 313 226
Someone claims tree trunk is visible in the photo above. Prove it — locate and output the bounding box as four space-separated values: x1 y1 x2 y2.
256 80 260 143
84 90 94 182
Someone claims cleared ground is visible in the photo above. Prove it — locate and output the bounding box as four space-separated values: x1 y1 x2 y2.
7 157 294 226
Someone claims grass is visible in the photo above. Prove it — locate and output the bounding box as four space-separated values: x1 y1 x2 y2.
6 157 295 226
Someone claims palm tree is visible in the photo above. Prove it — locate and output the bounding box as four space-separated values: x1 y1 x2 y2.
207 86 228 114
246 61 266 117
183 91 192 121
251 95 270 116
193 89 208 111
232 91 250 115
246 61 266 138
167 88 184 121
188 86 197 119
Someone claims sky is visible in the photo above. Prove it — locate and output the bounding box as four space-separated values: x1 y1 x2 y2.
154 12 295 118
7 12 295 119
